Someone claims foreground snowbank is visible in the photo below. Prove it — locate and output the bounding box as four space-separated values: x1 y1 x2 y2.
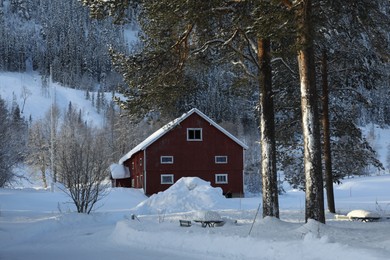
109 216 389 260
1 175 390 259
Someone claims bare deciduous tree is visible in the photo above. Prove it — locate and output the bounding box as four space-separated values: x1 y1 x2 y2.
27 120 50 188
20 85 32 114
56 107 110 214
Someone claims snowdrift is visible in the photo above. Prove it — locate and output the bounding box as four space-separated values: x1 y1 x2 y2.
132 177 228 214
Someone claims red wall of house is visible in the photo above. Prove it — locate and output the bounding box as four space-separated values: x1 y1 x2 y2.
144 113 244 197
123 151 145 189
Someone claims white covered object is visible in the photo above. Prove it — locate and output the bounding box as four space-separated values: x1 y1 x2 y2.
347 210 380 219
110 164 130 179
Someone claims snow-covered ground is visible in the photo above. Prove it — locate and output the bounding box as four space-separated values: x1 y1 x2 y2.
1 175 390 260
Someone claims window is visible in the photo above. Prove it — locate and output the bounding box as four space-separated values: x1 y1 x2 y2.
215 156 228 164
161 156 174 164
131 162 134 170
187 128 202 141
215 174 228 184
161 174 174 184
139 158 143 166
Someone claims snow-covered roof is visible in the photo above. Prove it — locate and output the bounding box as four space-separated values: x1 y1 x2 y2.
119 108 248 164
109 163 130 179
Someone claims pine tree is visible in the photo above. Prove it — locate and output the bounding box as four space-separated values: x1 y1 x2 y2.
315 0 389 213
0 96 28 187
293 0 325 223
0 97 13 187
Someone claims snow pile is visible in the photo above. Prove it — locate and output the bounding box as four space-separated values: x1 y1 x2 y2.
133 177 227 214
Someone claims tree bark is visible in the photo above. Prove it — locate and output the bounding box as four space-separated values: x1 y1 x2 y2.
296 0 325 223
321 49 336 213
258 38 279 218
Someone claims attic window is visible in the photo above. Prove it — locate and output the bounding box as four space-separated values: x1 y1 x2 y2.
161 156 174 164
187 128 202 141
215 156 228 164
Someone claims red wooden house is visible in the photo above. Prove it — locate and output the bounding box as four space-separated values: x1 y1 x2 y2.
111 108 248 197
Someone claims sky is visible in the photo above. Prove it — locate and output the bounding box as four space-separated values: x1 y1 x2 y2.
0 71 390 259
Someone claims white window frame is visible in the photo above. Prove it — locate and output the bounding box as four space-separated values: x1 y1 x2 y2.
160 156 174 164
187 128 202 141
215 174 228 184
215 156 228 164
161 174 174 184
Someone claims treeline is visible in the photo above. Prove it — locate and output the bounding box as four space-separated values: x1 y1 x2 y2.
0 85 174 214
0 90 161 189
0 95 28 187
0 0 129 90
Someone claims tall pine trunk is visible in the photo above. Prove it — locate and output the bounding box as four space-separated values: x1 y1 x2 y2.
258 38 279 218
321 49 336 213
296 0 325 223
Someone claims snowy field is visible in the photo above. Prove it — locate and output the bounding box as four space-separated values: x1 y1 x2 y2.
1 175 390 260
0 71 111 127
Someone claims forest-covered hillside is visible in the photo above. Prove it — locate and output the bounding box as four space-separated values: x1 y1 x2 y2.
0 0 138 90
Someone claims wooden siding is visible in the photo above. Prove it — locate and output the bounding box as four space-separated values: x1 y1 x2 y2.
123 151 145 190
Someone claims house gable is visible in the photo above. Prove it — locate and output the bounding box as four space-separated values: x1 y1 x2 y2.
118 108 248 164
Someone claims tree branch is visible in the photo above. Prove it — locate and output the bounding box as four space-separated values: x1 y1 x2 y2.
271 57 298 77
240 30 260 69
231 60 256 79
